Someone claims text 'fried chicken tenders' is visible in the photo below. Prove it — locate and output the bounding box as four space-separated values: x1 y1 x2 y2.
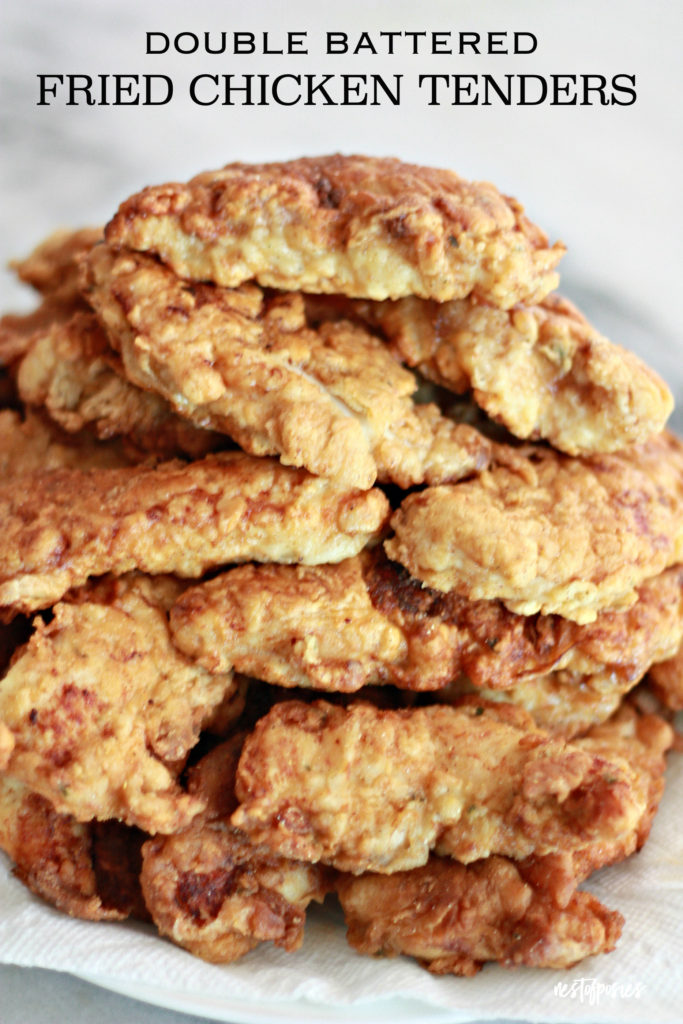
337 855 623 976
0 453 390 615
104 155 564 306
141 739 330 963
386 433 683 623
232 701 645 874
82 244 491 489
0 576 237 832
350 293 673 454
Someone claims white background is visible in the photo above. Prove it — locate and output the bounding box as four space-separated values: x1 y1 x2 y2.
0 1 682 1022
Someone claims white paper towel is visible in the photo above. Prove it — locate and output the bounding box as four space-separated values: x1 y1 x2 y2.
1 753 682 1024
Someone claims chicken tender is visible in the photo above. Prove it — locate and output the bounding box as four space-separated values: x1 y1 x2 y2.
345 292 673 455
337 855 622 976
231 700 645 873
520 703 673 906
0 452 389 615
170 556 683 700
0 408 134 477
0 575 237 832
386 433 683 623
16 311 223 459
141 738 330 963
648 641 683 710
0 228 101 367
83 244 490 489
447 565 683 735
0 773 145 920
104 155 563 307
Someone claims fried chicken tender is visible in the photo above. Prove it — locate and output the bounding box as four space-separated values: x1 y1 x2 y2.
15 311 223 459
0 228 101 367
231 700 645 873
346 292 673 454
0 453 389 615
336 707 672 975
104 155 563 307
141 738 330 963
170 555 683 702
386 433 683 623
337 855 622 975
519 703 674 906
649 641 683 710
446 565 683 736
82 244 490 489
0 408 134 477
12 227 102 302
0 575 237 832
0 774 145 921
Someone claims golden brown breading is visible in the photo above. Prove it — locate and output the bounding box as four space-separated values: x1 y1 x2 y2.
141 824 329 964
337 855 622 976
82 244 491 489
1 228 101 368
104 155 563 307
445 565 683 736
0 408 134 477
169 556 683 701
519 703 673 906
649 641 683 709
0 453 390 615
15 311 223 459
141 737 330 963
346 293 673 455
231 700 645 873
0 575 237 832
0 773 126 920
12 227 102 301
386 433 683 623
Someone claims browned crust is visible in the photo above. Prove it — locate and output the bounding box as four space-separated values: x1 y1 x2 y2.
232 700 644 873
105 155 563 306
386 433 683 623
0 453 390 615
337 855 623 975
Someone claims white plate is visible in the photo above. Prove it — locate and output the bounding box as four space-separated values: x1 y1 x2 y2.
74 970 466 1024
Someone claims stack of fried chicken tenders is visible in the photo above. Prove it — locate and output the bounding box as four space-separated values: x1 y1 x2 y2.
1 155 682 977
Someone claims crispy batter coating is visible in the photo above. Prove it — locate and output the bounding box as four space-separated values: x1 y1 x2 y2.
337 855 622 976
1 228 101 368
0 575 237 832
141 738 330 963
348 293 673 455
0 773 124 920
231 700 645 873
11 228 102 302
447 565 683 735
386 433 683 623
649 641 683 710
15 311 223 459
0 408 134 477
83 244 490 489
0 774 148 920
520 703 674 906
105 155 563 307
0 452 389 615
170 556 683 701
